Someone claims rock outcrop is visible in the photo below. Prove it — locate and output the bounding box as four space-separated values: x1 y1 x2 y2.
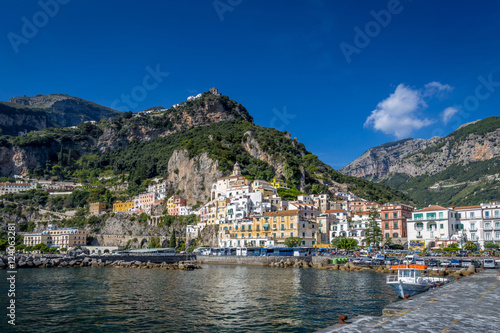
341 117 500 179
167 149 222 205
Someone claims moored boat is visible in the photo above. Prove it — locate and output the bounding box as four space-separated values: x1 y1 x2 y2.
386 264 448 298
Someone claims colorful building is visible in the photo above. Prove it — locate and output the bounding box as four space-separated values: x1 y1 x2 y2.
380 203 413 245
24 225 87 249
112 200 135 212
89 202 106 215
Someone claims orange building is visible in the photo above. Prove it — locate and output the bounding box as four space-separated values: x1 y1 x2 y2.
380 204 413 244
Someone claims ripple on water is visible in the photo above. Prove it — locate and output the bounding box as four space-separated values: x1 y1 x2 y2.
0 265 398 332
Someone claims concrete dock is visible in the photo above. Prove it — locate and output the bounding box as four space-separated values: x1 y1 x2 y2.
316 270 500 333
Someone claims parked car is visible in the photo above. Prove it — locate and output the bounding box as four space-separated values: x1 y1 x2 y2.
440 259 452 267
359 257 373 265
450 259 462 268
461 259 473 268
415 259 426 266
384 257 396 265
428 259 439 267
483 259 496 269
372 259 385 265
352 258 362 264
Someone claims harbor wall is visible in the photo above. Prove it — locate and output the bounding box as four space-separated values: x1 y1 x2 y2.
196 255 314 266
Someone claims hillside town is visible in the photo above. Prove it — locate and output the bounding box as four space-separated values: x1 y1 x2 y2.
8 162 499 253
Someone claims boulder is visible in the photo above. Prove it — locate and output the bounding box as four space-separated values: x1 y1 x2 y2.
331 264 339 270
467 265 476 273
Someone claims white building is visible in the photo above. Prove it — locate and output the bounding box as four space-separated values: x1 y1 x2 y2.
407 205 457 250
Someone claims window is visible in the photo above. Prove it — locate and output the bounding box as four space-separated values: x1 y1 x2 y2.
394 222 398 228
290 232 293 237
485 211 490 218
485 222 491 229
241 225 245 231
470 212 475 218
471 223 476 230
495 210 499 218
496 232 500 239
414 213 423 220
486 233 491 240
393 212 397 218
281 224 285 230
302 232 305 237
248 225 251 231
281 232 284 238
471 233 476 240
385 233 389 238
427 213 436 220
385 222 389 228
440 224 444 229
385 213 388 219
496 222 500 229
393 233 398 238
290 223 293 229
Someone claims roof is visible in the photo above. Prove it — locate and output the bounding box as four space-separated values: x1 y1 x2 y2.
453 205 482 210
415 205 448 212
325 209 346 213
261 210 300 217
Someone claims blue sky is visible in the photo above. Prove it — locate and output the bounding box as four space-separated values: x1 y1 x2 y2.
1 1 500 168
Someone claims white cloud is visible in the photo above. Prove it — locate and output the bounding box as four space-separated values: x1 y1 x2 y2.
424 81 453 97
441 106 458 125
364 84 435 139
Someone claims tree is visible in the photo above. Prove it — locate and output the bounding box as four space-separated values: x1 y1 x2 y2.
463 241 477 252
364 207 383 248
332 236 358 250
149 237 161 249
484 242 500 249
284 237 302 248
169 231 176 248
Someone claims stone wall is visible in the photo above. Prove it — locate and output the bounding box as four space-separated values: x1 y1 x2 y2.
196 255 313 266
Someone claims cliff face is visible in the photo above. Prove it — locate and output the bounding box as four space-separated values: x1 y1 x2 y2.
242 130 286 178
167 150 223 205
341 118 500 179
0 145 58 176
0 94 120 136
388 131 500 177
96 89 251 152
339 138 436 179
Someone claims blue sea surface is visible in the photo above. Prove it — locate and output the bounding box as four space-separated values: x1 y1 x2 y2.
1 265 398 332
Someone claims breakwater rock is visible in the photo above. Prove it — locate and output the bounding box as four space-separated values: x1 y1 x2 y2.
0 255 201 270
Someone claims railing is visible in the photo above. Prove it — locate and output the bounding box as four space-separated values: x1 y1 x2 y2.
386 275 398 283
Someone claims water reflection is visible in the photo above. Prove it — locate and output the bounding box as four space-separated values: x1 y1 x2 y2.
1 265 398 332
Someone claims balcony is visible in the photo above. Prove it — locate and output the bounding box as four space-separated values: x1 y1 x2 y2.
416 235 423 238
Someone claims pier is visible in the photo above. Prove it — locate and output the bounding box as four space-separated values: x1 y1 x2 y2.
316 270 500 333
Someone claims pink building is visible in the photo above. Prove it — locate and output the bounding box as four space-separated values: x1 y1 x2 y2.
134 192 158 213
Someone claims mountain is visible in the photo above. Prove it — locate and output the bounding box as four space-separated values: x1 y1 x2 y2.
0 94 121 136
341 117 500 205
0 88 410 205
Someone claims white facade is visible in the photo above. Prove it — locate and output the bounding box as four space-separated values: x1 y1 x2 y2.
407 206 457 250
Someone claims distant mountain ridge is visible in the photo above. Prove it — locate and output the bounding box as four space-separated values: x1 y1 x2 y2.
0 94 121 136
0 88 410 205
341 117 500 205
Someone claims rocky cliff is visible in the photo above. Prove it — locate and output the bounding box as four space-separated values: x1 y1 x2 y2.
341 117 500 206
341 117 500 179
0 94 120 136
166 150 223 205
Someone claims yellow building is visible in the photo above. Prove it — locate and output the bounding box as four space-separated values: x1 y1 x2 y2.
89 202 106 215
112 200 135 212
167 196 175 210
270 177 288 189
218 210 318 247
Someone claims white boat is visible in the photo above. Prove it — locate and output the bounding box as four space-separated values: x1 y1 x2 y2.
386 264 448 298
